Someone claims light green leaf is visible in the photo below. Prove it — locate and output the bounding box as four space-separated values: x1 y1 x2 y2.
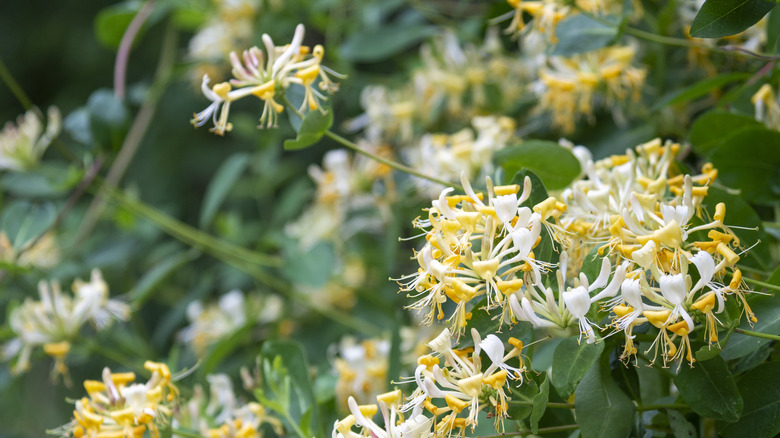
674 356 743 422
718 362 780 438
340 24 437 62
552 336 604 399
199 153 250 229
283 110 333 150
281 241 335 288
507 379 539 420
552 14 618 56
710 127 780 204
689 111 763 157
531 373 550 434
690 0 775 38
651 73 751 111
574 358 636 438
497 141 581 191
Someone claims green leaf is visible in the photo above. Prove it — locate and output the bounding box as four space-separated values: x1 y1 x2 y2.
552 336 605 399
95 2 140 50
651 73 751 111
281 241 335 288
509 169 549 209
710 127 780 204
261 341 320 436
674 356 743 422
667 409 697 438
722 294 780 360
283 110 333 150
497 141 581 191
507 379 539 420
199 153 250 229
768 7 780 53
552 14 618 56
689 111 763 157
574 357 636 438
0 201 57 250
690 0 775 38
579 246 605 285
340 24 437 62
718 362 780 438
461 298 533 348
201 324 253 376
531 373 550 434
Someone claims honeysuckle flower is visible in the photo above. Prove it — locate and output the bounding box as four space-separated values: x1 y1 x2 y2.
752 83 780 130
0 231 60 269
191 24 341 134
1 269 128 378
56 362 176 438
333 336 391 408
0 106 61 171
333 393 433 438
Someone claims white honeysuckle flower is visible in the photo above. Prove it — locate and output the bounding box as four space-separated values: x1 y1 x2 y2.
0 107 61 171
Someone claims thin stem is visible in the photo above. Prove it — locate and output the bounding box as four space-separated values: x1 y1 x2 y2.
637 403 690 412
0 56 34 111
742 277 780 292
508 400 574 409
280 96 462 190
475 424 580 437
170 428 208 438
734 328 780 342
76 20 177 244
114 0 157 99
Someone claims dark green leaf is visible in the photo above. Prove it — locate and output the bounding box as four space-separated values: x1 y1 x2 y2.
722 294 780 360
201 324 254 376
689 111 762 157
579 247 605 285
510 169 548 209
508 379 538 420
690 0 775 38
651 73 751 111
552 336 604 399
710 127 780 204
128 249 199 305
283 109 333 150
340 24 437 62
575 357 636 438
0 201 57 250
718 362 780 438
497 141 581 191
531 373 550 434
674 356 743 422
94 3 139 50
667 409 697 438
199 153 250 229
768 7 780 53
461 298 533 348
552 14 618 56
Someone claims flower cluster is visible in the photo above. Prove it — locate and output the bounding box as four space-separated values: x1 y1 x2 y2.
173 373 283 438
192 23 342 135
397 173 563 336
0 107 61 171
57 362 176 438
0 231 60 270
332 328 530 436
333 336 391 408
753 83 780 131
1 269 129 377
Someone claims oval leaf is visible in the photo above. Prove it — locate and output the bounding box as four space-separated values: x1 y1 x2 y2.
709 127 780 204
689 111 762 157
497 141 581 191
574 358 636 438
283 109 333 150
552 14 618 56
690 0 775 38
674 356 743 422
551 336 604 399
718 362 780 438
340 24 437 62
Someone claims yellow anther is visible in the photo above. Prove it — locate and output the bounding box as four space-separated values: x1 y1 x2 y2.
508 337 524 351
294 64 320 83
483 369 508 389
691 186 709 197
643 310 672 328
83 380 106 394
610 155 629 166
358 404 378 418
668 320 691 336
418 354 439 369
445 394 470 413
111 372 136 386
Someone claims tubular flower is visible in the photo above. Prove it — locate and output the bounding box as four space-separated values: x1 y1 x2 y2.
191 24 342 134
1 269 129 379
56 362 177 438
0 106 61 171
